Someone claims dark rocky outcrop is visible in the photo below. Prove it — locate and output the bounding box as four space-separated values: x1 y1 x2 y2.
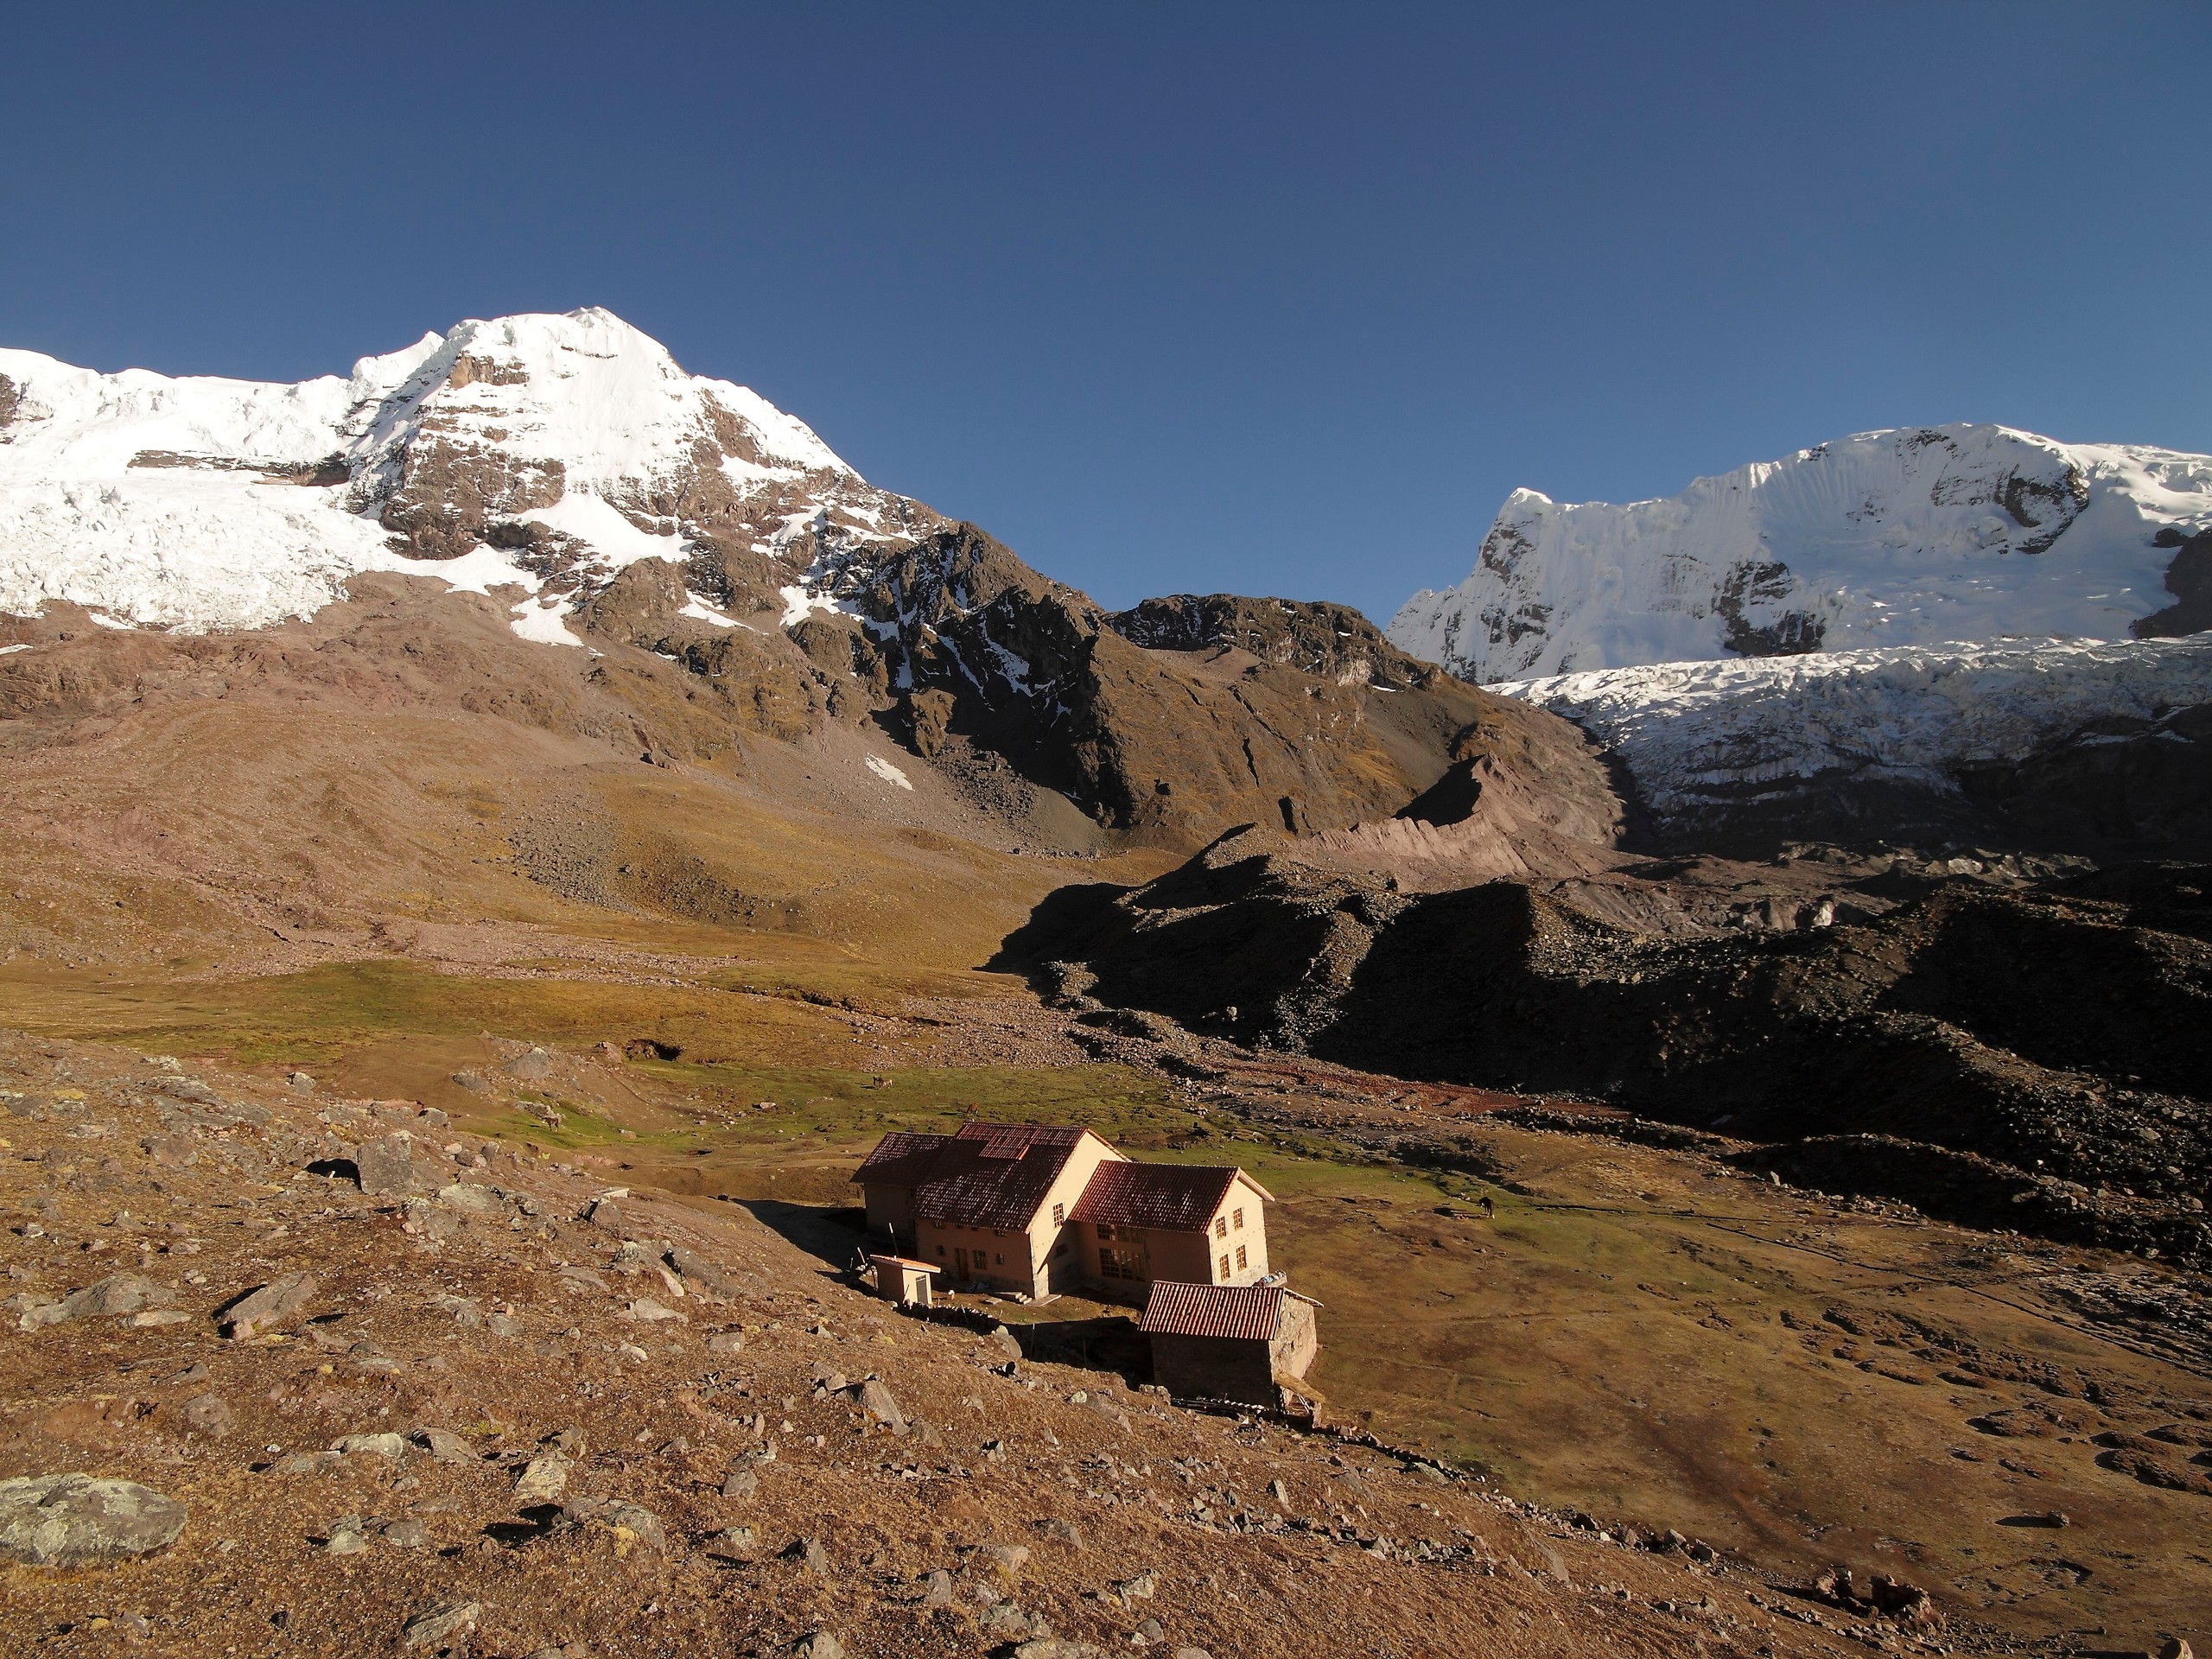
1106 594 1417 684
1021 841 2212 1260
1715 560 1825 656
2138 525 2212 639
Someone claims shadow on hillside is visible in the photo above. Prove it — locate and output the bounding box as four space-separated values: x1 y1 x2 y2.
1008 1314 1152 1389
739 1198 867 1280
983 880 1132 983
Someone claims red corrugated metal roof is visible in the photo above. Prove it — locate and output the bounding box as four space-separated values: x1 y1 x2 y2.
1068 1161 1239 1231
851 1130 951 1187
1139 1281 1285 1342
851 1122 1100 1232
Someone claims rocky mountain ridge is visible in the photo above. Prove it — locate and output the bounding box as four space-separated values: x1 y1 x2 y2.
0 309 1622 855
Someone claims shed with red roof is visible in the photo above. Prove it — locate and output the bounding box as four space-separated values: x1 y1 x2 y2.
1139 1280 1321 1406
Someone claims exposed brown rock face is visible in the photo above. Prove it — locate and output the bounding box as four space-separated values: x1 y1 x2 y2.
572 562 826 745
446 353 531 389
766 527 1625 849
378 437 569 560
0 372 21 434
1714 560 1824 656
1957 702 2212 858
1993 459 2091 554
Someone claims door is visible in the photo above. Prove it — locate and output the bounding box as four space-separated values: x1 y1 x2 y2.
954 1247 971 1281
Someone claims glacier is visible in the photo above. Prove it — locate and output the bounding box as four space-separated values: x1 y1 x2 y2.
1501 635 2212 834
1389 424 2212 850
1387 423 2212 683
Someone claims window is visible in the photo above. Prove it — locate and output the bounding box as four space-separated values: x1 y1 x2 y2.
935 1244 946 1258
1101 1245 1145 1281
1052 1202 1065 1225
1218 1254 1230 1280
1235 1245 1248 1270
995 1253 1003 1265
1233 1207 1244 1230
1214 1217 1228 1240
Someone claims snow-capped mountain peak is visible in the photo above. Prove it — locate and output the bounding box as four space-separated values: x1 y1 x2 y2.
1387 423 2212 683
0 308 922 639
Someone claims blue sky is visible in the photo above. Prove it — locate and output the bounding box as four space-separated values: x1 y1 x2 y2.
5 4 2208 622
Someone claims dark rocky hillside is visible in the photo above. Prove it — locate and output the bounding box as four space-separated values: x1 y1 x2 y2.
1017 836 2212 1262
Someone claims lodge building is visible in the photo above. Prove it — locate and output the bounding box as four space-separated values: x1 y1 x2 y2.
850 1121 1274 1300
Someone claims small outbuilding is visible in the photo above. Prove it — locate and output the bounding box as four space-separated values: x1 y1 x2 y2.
867 1254 943 1308
1139 1280 1321 1408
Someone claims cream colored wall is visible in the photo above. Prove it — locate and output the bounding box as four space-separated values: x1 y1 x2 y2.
1271 1297 1319 1379
861 1183 916 1245
1025 1134 1124 1296
912 1217 1028 1289
1140 1224 1214 1285
1199 1177 1270 1285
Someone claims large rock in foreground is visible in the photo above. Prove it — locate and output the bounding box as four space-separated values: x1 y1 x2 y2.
0 1473 188 1565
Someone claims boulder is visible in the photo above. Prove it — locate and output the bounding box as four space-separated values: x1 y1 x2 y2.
0 1473 188 1565
33 1274 175 1327
562 1497 666 1553
667 1246 741 1300
513 1454 571 1504
853 1378 906 1431
435 1182 501 1215
402 1599 481 1649
219 1273 316 1338
357 1134 438 1197
414 1428 475 1463
707 1524 757 1559
505 1047 556 1081
173 1394 234 1439
334 1432 408 1461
